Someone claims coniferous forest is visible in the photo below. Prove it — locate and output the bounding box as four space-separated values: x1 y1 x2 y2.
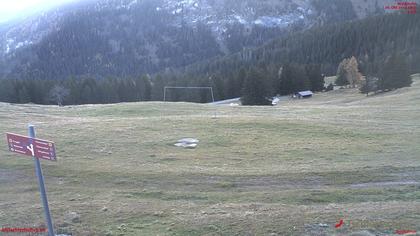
0 12 419 105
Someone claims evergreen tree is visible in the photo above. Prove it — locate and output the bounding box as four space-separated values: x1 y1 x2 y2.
293 65 311 92
378 53 412 91
210 75 225 101
151 74 165 101
102 77 120 103
278 65 293 95
18 86 31 103
241 68 270 105
79 78 99 104
0 80 14 103
137 75 152 101
360 76 379 96
226 73 238 99
143 76 152 101
278 64 310 95
305 64 325 92
235 68 247 97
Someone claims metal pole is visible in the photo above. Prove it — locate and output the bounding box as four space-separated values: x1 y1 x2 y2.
163 87 166 102
28 125 55 236
210 88 217 118
210 87 215 103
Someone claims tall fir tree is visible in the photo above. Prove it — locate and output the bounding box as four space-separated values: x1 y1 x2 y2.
18 86 31 103
278 64 311 95
151 74 165 101
379 53 412 91
305 64 325 92
241 68 270 105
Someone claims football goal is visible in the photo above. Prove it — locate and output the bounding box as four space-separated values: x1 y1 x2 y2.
163 86 215 103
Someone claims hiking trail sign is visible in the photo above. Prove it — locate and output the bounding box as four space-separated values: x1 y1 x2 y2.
5 125 56 236
6 132 56 161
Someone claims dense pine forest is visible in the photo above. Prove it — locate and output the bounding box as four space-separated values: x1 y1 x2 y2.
181 12 419 81
0 12 418 105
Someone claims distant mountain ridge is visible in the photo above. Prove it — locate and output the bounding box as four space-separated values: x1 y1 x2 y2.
0 0 391 80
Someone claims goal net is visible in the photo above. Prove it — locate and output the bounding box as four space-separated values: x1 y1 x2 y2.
163 86 215 103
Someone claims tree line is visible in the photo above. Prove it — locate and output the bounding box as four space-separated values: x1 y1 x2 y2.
0 62 326 106
335 52 412 95
359 52 412 95
0 76 152 105
0 52 413 106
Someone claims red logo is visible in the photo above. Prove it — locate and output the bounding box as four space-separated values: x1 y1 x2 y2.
335 219 344 228
384 2 417 14
1 228 47 233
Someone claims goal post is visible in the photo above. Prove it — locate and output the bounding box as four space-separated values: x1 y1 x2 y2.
163 86 215 103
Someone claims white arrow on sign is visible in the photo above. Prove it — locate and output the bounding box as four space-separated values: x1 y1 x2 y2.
27 144 35 157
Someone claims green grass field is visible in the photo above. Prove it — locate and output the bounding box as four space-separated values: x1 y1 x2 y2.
1 75 420 236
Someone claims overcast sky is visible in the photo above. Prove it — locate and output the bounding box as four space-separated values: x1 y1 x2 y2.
0 0 75 23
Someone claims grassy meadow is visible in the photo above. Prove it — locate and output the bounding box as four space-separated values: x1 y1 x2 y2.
0 75 419 235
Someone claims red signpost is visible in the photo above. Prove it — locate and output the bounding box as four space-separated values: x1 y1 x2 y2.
5 126 56 236
6 133 56 161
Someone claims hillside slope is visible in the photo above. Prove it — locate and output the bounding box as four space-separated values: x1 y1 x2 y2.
173 12 420 101
0 75 419 235
0 0 392 80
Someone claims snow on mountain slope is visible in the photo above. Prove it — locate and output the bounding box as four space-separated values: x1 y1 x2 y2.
0 0 389 79
1 0 313 55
